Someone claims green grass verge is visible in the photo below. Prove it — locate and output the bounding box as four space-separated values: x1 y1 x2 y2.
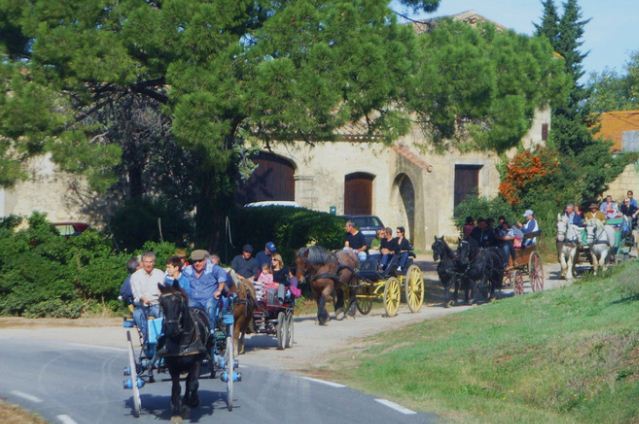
331 262 639 423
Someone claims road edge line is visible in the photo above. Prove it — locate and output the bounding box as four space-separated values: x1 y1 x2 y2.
375 398 417 415
57 414 78 424
10 390 42 403
300 377 346 388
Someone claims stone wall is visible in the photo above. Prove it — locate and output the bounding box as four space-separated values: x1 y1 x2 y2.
0 154 90 224
606 163 639 201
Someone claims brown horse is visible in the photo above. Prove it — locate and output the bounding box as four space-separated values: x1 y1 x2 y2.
295 246 359 325
227 270 255 355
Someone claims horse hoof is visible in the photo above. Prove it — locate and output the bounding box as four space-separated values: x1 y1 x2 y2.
335 308 345 321
171 416 183 424
445 300 454 308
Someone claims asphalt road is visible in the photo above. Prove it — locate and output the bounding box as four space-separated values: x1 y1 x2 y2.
0 337 437 424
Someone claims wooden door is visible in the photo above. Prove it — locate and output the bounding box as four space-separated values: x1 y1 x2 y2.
237 152 295 204
344 173 374 215
454 165 481 207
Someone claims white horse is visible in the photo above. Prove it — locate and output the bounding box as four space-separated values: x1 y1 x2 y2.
556 214 581 280
584 218 616 275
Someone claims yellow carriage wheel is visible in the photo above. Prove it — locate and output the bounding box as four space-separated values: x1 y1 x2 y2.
383 277 401 317
404 265 424 313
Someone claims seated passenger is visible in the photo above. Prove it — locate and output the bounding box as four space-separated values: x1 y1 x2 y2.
470 218 497 248
271 253 291 302
254 263 273 302
518 210 539 247
393 226 412 273
495 219 515 267
379 227 395 270
585 203 606 223
344 220 368 261
130 252 165 345
186 249 227 332
165 256 191 298
600 194 621 220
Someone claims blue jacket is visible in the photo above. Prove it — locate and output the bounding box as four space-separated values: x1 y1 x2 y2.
187 266 229 309
165 273 192 298
564 212 584 227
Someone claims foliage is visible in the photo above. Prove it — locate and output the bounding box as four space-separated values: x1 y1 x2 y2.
409 20 567 152
453 196 516 227
335 261 639 423
587 50 639 112
230 207 344 264
0 213 130 317
499 148 559 205
0 0 438 248
108 197 193 251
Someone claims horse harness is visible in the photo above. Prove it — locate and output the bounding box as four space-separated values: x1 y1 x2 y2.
159 293 207 357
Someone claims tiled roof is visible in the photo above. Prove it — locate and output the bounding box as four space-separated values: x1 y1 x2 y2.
595 110 639 152
392 143 433 172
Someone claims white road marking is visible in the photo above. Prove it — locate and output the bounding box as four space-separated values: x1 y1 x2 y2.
67 343 127 352
301 377 346 388
57 414 78 424
10 390 42 403
375 399 417 415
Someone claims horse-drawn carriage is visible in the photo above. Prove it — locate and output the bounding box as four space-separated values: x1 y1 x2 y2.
557 215 635 279
349 252 425 317
122 292 240 418
252 296 295 350
503 230 544 295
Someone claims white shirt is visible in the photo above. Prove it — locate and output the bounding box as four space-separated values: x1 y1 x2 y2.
130 268 165 305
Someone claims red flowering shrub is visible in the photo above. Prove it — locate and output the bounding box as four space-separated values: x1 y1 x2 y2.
499 148 560 205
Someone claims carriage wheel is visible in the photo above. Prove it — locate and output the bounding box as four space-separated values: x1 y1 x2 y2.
276 311 286 350
404 265 424 313
529 251 545 292
513 272 525 295
126 330 142 417
383 277 401 317
355 284 373 315
285 310 294 348
225 324 234 411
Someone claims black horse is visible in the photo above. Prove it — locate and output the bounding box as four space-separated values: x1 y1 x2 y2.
432 236 464 307
457 238 504 302
158 281 210 422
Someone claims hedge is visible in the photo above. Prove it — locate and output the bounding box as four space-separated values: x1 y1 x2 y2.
230 206 344 263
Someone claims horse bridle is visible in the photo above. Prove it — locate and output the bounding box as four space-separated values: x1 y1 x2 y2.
160 292 186 335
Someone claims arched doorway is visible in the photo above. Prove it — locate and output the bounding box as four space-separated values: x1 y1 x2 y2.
392 173 415 240
344 172 375 215
236 152 296 204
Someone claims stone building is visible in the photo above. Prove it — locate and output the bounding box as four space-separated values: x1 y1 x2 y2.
238 107 550 249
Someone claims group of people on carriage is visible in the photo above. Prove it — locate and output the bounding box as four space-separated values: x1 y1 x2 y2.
352 221 413 273
566 191 639 235
461 209 539 269
119 241 301 347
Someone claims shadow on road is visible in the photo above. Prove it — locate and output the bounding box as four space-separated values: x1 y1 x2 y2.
127 389 233 421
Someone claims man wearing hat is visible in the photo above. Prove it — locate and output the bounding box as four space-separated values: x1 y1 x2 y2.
518 209 539 247
187 249 229 331
585 203 606 223
255 241 277 269
231 244 260 279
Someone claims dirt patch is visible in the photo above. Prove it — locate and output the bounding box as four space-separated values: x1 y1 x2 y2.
0 316 122 329
0 400 47 424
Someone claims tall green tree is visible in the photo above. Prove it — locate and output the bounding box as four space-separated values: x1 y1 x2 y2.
409 20 567 152
533 0 560 45
0 0 440 248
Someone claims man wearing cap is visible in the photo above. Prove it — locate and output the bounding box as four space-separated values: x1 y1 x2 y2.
518 210 539 247
130 251 165 344
231 244 260 279
187 249 229 331
255 241 277 269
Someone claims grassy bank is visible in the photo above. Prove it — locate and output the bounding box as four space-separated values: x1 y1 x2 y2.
331 262 639 423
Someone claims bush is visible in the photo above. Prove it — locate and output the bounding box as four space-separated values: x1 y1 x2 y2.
454 196 516 227
230 207 344 263
0 213 133 317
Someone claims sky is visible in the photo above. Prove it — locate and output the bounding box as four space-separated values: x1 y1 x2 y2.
393 0 639 81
